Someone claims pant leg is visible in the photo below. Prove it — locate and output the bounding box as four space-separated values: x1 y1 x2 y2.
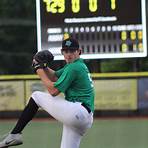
32 91 93 147
60 125 82 148
32 91 80 125
32 91 93 127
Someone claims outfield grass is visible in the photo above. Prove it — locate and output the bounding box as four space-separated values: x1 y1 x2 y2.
0 118 148 148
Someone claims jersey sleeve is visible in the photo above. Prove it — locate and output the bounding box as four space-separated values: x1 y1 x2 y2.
55 67 65 78
54 65 76 93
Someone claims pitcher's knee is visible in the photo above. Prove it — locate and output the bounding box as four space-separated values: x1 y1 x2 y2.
31 91 42 103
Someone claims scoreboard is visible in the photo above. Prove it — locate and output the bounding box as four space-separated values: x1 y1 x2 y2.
36 0 147 60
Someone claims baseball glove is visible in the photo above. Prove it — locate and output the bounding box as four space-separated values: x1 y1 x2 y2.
32 50 54 72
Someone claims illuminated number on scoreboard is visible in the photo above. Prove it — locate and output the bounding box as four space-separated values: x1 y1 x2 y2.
138 43 143 52
43 0 117 13
43 0 50 12
58 0 65 13
72 0 80 13
43 0 65 13
89 0 97 12
130 31 136 40
51 0 65 13
138 31 142 40
50 0 57 13
111 0 116 10
121 43 128 53
121 31 127 41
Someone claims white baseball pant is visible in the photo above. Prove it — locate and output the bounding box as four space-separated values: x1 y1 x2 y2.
31 91 93 148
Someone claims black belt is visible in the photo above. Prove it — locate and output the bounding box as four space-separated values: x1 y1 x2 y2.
81 103 91 113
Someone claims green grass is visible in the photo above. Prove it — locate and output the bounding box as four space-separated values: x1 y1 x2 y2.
1 118 148 148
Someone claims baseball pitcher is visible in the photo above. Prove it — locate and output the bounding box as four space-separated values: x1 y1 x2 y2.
0 37 95 148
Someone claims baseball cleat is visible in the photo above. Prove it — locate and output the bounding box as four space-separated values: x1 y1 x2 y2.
0 133 23 148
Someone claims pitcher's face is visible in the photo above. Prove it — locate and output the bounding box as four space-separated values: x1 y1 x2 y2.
62 49 81 63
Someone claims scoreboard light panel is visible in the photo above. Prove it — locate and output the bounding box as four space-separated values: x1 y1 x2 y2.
36 0 147 60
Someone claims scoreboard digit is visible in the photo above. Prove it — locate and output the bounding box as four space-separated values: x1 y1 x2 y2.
36 0 147 60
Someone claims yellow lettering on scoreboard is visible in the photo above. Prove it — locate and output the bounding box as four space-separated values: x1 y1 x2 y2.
111 0 116 10
121 43 128 53
43 0 51 12
138 43 143 52
43 0 65 13
58 0 65 13
121 31 127 41
138 31 142 40
50 0 57 13
130 31 136 40
43 0 117 13
89 0 97 12
72 0 80 13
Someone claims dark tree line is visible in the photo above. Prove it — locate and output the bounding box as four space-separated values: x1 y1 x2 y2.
0 0 36 74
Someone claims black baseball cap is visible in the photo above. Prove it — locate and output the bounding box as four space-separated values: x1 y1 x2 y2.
61 38 79 51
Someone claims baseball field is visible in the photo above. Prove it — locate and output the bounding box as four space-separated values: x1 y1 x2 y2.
0 118 148 148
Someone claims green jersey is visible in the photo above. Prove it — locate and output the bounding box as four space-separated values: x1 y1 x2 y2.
54 58 95 112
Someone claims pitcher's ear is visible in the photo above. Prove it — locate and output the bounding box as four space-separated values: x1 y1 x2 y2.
79 49 82 55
